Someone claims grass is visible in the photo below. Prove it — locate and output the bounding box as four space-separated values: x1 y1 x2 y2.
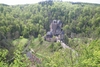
13 38 28 49
30 37 53 56
12 37 78 58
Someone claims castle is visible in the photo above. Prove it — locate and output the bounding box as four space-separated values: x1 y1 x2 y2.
44 20 64 42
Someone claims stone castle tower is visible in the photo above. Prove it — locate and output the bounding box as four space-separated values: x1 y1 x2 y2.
44 20 64 42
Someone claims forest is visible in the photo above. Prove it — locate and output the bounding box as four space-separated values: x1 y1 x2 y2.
0 1 100 67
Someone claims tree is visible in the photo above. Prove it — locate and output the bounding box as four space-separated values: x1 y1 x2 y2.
63 34 69 44
38 34 43 44
78 40 100 67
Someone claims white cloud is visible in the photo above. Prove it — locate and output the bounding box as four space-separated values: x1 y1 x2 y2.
0 0 42 5
0 0 100 5
63 0 100 4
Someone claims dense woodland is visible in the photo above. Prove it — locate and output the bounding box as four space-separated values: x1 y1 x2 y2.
0 1 100 67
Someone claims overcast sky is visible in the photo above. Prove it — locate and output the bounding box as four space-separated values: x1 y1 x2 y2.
0 0 100 5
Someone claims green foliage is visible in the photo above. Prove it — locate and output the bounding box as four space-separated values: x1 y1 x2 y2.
64 34 69 44
9 50 30 67
0 2 100 39
49 42 62 52
78 40 100 67
0 49 8 67
41 49 78 67
38 34 43 44
0 2 100 67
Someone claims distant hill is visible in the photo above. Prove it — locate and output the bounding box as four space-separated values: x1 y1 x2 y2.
0 1 100 39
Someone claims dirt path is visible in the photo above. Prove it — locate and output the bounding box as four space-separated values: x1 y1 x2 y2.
57 40 78 55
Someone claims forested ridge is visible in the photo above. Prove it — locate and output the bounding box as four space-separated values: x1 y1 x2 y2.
0 1 100 67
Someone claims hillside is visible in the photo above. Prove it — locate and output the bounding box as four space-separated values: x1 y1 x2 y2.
0 1 100 67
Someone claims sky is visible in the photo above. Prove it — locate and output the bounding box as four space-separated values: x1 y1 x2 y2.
0 0 100 5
